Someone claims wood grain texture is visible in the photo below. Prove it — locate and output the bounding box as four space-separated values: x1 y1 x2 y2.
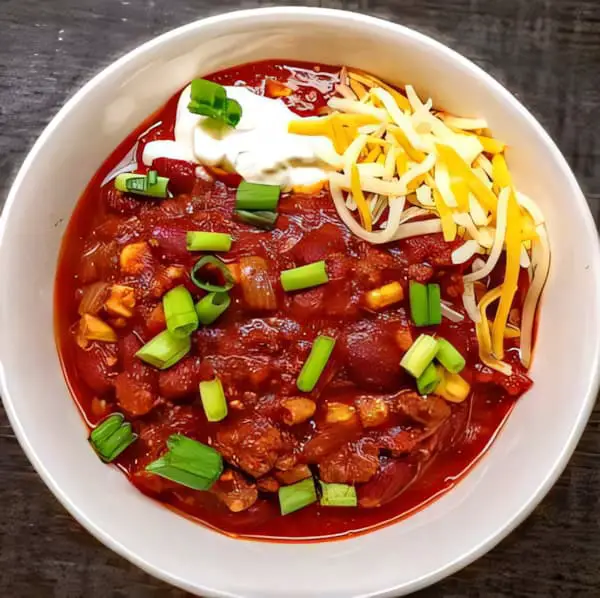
0 0 598 596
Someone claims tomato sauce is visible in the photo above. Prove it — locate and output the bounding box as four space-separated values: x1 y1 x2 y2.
55 60 532 541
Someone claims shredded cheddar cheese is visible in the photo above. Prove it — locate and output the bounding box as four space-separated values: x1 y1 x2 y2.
286 66 549 370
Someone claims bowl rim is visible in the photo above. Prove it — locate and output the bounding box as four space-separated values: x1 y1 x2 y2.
1 7 599 597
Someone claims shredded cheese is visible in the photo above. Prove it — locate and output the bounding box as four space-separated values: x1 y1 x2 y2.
491 189 522 358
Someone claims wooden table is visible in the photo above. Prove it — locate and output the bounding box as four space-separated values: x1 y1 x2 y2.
1 1 598 596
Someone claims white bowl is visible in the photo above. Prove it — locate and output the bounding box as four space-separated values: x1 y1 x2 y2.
1 7 599 597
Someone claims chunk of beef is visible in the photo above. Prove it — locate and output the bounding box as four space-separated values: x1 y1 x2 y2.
375 426 429 457
210 469 258 513
318 438 379 484
274 465 312 485
392 391 451 428
303 418 362 463
215 416 283 478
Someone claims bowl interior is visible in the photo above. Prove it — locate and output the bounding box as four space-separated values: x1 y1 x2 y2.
1 8 598 598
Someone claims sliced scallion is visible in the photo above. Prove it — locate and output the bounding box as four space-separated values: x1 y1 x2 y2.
416 362 441 395
409 281 429 327
195 292 230 325
147 169 158 185
189 78 227 113
135 329 191 370
89 413 137 462
115 173 169 198
163 285 199 338
436 338 466 374
190 256 235 293
235 209 278 230
199 378 228 422
400 334 439 378
145 433 223 491
297 335 336 392
278 477 317 515
235 181 281 211
186 231 232 252
427 283 442 326
281 261 329 292
224 98 242 127
319 482 357 507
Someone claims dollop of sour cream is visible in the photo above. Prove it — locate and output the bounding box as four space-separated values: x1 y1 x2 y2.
143 85 340 189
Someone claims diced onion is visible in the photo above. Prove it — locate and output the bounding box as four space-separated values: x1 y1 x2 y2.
78 282 110 316
239 256 277 310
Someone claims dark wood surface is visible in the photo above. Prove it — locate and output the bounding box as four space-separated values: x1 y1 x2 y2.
1 1 599 596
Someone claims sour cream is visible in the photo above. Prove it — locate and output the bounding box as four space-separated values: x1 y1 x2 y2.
143 85 340 189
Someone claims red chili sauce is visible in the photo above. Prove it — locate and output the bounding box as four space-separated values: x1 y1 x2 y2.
55 60 533 541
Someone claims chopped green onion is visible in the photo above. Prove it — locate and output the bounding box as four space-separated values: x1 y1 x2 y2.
186 231 232 252
400 334 439 378
235 181 281 211
224 98 242 127
436 338 466 374
146 433 223 491
281 261 329 292
199 378 228 422
187 79 242 128
90 413 124 446
190 256 235 293
427 283 442 326
89 413 137 462
196 292 230 325
115 173 169 198
163 285 198 338
297 335 336 392
278 477 317 515
188 101 221 119
135 329 191 369
409 281 429 327
319 482 357 507
235 209 278 230
190 78 227 111
147 170 158 185
416 362 441 395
